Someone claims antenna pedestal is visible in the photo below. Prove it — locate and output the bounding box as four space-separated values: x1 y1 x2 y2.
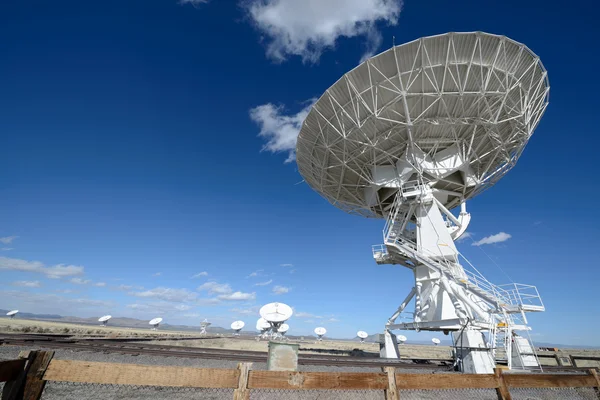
379 331 400 359
452 329 495 374
375 190 542 372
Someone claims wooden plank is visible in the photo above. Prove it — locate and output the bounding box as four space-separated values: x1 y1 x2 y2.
384 367 399 400
233 363 251 400
43 360 239 388
588 369 600 398
1 352 33 400
395 373 499 390
0 360 26 383
494 368 512 400
504 373 597 388
248 371 387 390
23 351 54 400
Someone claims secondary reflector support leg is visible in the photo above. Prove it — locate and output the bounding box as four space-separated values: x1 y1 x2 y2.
380 331 400 359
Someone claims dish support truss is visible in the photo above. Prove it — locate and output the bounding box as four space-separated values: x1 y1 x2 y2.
372 186 544 373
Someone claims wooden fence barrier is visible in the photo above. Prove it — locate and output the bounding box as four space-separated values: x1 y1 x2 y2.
0 351 599 400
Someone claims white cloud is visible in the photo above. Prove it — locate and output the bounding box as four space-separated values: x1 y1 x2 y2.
280 263 294 267
179 0 209 6
93 282 106 287
249 102 314 163
191 272 209 278
0 236 18 245
247 269 264 278
12 280 41 288
456 231 473 242
198 281 233 295
0 290 114 311
254 279 273 286
231 306 260 315
113 284 143 291
472 232 512 246
152 272 162 277
289 269 296 274
296 311 317 318
69 278 91 285
243 0 402 63
0 256 84 279
328 317 340 322
55 289 77 294
218 291 256 301
131 287 198 302
1 248 13 251
272 285 290 295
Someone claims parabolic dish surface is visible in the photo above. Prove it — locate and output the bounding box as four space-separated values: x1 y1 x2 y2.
296 32 549 217
149 318 163 325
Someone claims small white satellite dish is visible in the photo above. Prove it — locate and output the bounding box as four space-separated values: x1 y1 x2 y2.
357 330 368 343
314 327 326 341
6 310 18 319
149 317 163 330
256 317 271 340
200 319 211 335
98 315 112 326
397 334 407 344
432 338 441 346
278 323 289 334
231 320 245 335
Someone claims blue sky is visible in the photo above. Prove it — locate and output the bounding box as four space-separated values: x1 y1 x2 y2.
1 0 599 345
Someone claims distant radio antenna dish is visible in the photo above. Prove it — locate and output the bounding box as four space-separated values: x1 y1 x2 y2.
149 317 163 330
200 319 211 335
432 338 441 346
260 302 293 340
397 335 407 344
6 310 18 319
256 317 271 340
231 320 245 336
98 315 112 326
357 330 368 343
314 327 326 341
278 323 290 341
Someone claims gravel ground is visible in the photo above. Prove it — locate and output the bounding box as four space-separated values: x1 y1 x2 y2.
1 345 596 400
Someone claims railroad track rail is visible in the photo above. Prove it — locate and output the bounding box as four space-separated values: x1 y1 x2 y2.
0 334 447 369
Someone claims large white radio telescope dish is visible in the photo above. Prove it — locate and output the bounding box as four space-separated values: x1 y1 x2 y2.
260 302 293 323
278 323 289 333
6 310 18 318
296 32 549 217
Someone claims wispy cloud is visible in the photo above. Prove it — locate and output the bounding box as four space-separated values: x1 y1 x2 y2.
456 231 473 242
12 280 41 288
472 232 512 246
249 101 314 163
242 0 402 63
191 271 208 279
1 248 13 251
0 236 18 245
112 284 143 291
230 306 260 315
247 269 264 278
179 0 210 7
0 256 84 279
280 263 294 267
296 311 323 318
197 281 233 295
131 287 198 302
0 290 114 310
69 278 91 285
254 279 273 286
93 282 106 287
272 285 290 295
328 317 340 322
152 272 162 277
217 291 256 301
